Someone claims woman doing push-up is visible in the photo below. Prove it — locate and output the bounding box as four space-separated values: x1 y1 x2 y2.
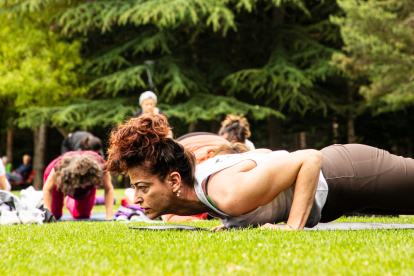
106 114 414 230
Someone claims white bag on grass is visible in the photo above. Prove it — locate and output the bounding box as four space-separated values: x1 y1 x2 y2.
0 190 44 225
20 186 44 209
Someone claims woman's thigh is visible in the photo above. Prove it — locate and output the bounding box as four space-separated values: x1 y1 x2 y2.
347 144 414 213
66 187 97 219
320 144 414 222
51 186 65 219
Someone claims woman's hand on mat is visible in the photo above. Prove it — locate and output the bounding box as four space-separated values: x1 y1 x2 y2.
210 225 228 231
260 223 296 231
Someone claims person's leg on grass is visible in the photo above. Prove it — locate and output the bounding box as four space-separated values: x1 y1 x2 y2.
66 187 97 219
6 173 23 182
51 186 65 220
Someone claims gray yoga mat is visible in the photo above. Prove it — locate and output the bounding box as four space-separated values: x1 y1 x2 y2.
304 222 414 231
130 223 414 231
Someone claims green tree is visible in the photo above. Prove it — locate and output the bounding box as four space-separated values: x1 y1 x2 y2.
0 14 85 188
2 0 342 149
331 0 414 114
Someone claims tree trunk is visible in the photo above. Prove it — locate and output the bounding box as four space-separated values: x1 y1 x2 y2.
299 131 307 149
188 121 197 133
6 130 13 162
347 85 355 144
332 114 339 144
268 115 282 150
210 120 221 134
122 175 131 189
110 173 119 189
33 125 47 190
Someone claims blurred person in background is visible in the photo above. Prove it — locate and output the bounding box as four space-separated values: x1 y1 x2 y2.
43 151 114 220
2 156 12 173
133 91 167 119
62 131 104 158
219 114 255 151
6 154 32 182
132 91 172 138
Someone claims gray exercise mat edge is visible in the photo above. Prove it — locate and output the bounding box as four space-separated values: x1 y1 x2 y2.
304 222 414 231
129 223 414 231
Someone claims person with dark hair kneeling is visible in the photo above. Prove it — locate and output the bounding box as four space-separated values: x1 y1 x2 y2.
43 151 114 220
106 114 414 230
62 131 105 158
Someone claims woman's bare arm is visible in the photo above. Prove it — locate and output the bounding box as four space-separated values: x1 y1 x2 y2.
208 149 322 230
43 169 57 210
102 172 114 220
0 175 9 191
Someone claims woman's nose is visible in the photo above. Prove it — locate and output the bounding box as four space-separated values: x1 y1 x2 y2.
134 192 142 204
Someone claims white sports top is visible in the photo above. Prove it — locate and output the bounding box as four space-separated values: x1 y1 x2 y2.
194 151 328 228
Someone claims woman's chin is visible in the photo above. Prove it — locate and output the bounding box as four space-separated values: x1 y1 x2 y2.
147 212 158 220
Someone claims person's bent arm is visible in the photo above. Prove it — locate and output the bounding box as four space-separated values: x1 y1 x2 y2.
102 172 114 220
43 169 57 211
0 175 9 191
209 150 322 230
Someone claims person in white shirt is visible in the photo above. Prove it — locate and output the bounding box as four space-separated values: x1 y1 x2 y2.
219 114 255 151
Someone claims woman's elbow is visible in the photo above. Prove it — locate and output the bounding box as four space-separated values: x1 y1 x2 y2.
310 150 322 159
307 150 322 166
104 185 114 193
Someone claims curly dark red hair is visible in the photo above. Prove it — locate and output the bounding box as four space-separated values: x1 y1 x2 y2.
106 114 196 185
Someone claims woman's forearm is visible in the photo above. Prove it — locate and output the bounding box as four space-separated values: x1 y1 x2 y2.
104 188 114 219
43 169 57 211
43 190 53 211
0 175 9 191
286 152 322 230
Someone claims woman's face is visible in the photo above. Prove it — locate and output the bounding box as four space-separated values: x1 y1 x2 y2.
141 98 156 114
128 166 173 219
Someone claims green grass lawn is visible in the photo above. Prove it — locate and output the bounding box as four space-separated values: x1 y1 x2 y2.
3 189 414 275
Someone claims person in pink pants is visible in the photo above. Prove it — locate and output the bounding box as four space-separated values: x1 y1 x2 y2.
43 151 114 220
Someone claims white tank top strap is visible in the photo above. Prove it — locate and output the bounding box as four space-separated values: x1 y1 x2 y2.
194 178 228 217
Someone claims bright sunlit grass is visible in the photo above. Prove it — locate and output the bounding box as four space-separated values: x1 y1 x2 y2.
3 189 414 275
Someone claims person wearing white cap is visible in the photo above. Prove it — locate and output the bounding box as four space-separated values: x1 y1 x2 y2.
132 91 168 120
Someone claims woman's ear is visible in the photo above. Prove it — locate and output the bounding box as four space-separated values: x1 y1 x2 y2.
169 172 182 193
